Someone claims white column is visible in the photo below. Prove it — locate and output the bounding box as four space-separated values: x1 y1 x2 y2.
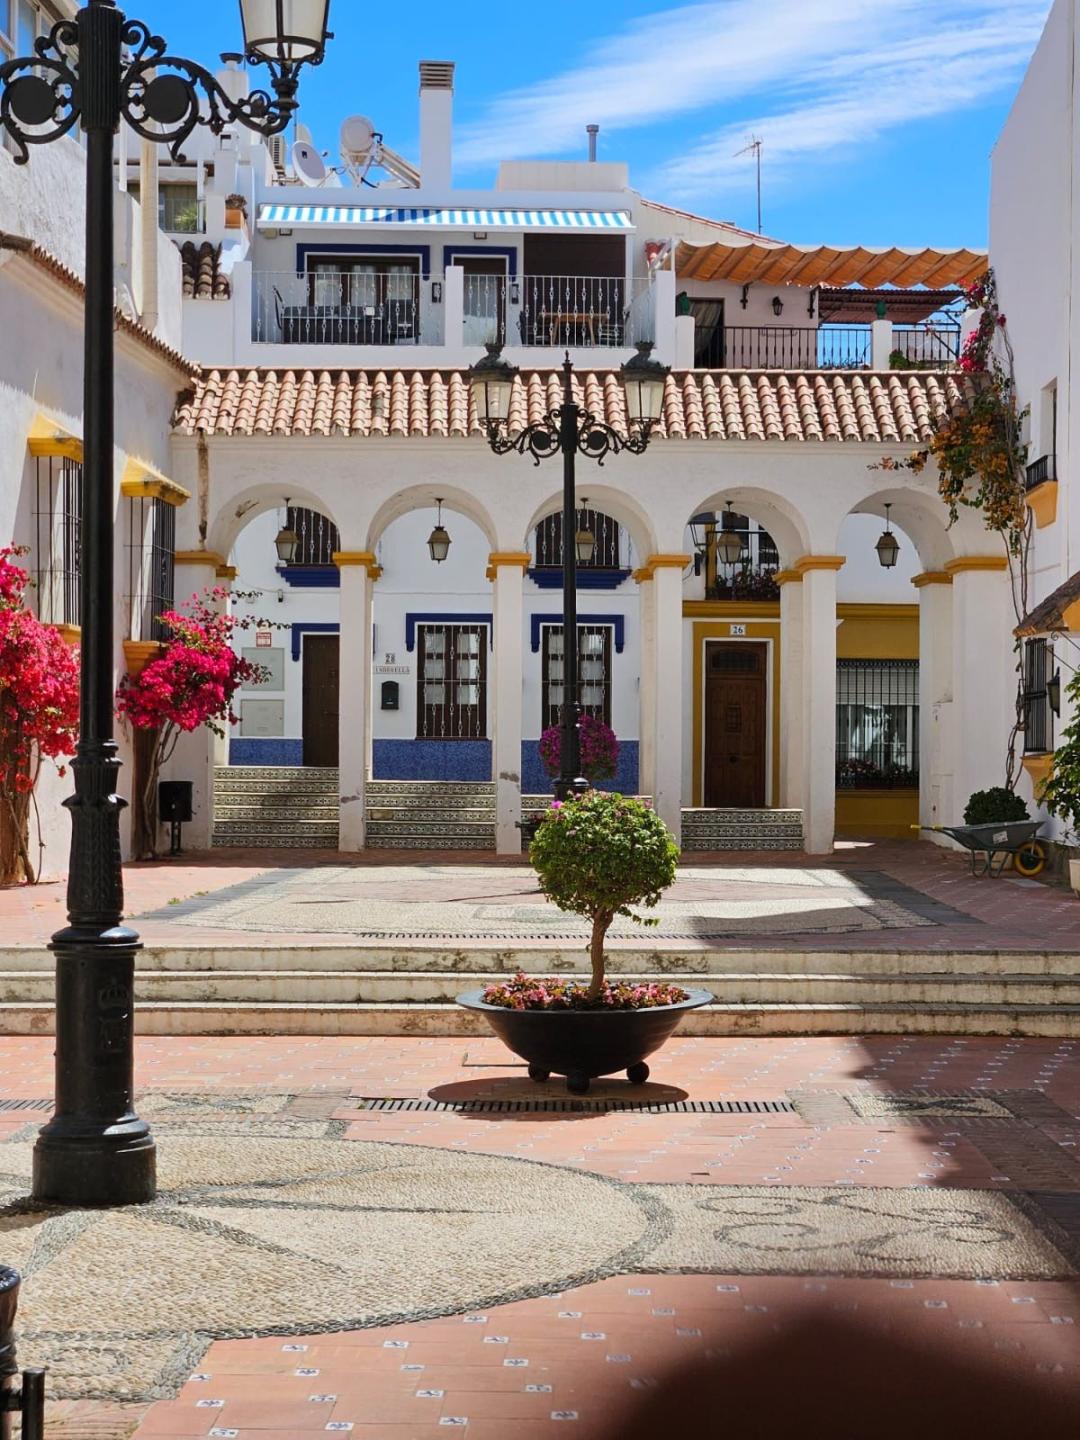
646 557 689 844
778 571 804 809
798 558 842 853
637 573 656 802
674 313 696 369
444 263 464 349
914 573 955 827
337 555 375 850
948 558 1011 814
491 555 528 854
651 270 677 365
870 317 893 370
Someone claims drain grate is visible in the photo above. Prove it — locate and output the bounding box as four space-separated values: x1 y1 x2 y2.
0 1098 52 1112
356 1097 795 1115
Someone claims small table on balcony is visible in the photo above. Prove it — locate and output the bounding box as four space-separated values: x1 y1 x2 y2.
537 310 603 345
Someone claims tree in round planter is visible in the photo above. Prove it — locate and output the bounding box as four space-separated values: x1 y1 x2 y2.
458 791 709 1093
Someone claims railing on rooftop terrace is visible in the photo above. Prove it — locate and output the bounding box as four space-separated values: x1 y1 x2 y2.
890 324 961 368
252 271 440 347
463 273 652 349
719 325 871 370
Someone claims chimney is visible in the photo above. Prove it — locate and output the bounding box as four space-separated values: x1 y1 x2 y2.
419 60 454 190
587 124 599 162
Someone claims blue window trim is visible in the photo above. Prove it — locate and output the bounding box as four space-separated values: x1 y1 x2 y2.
405 612 493 653
442 244 518 276
291 621 339 662
530 614 625 654
279 565 341 589
295 241 432 274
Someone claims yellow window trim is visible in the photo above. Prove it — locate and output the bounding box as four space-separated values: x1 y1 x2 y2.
120 458 190 506
28 413 82 461
1021 753 1053 790
1024 481 1058 530
176 549 226 567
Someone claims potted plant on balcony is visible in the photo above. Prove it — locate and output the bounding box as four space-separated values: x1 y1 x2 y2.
1038 670 1080 894
458 790 710 1093
224 193 248 229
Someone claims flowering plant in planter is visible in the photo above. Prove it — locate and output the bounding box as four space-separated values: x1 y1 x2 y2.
116 588 269 858
483 971 688 1011
0 546 80 883
507 789 680 1002
539 715 619 782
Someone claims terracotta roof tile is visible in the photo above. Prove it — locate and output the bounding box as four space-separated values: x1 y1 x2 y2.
172 367 972 443
178 240 231 300
1016 571 1080 636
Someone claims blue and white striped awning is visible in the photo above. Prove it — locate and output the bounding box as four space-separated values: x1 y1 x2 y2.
257 204 634 231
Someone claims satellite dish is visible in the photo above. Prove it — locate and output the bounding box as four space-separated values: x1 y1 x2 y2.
340 114 376 162
292 140 328 187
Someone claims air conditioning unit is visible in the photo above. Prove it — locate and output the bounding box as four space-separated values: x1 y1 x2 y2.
268 134 287 173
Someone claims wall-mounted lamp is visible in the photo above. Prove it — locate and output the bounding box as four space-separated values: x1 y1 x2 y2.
509 279 521 306
740 284 751 310
875 503 900 569
427 498 451 563
1048 669 1062 717
430 279 443 303
771 295 784 317
473 231 488 240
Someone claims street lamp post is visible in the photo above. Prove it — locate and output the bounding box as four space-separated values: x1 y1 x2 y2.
469 342 669 802
0 0 331 1207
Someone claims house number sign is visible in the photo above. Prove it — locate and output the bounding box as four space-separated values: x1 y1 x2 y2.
729 623 747 637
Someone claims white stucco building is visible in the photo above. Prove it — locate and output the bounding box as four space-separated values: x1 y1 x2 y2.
1 26 1008 870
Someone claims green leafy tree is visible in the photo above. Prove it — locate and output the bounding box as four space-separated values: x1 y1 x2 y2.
1041 671 1080 842
529 791 678 999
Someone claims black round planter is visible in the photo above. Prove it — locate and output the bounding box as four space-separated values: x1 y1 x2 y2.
457 987 712 1094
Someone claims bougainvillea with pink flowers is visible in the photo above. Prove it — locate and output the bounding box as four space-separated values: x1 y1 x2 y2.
116 588 269 858
0 545 80 883
539 713 619 782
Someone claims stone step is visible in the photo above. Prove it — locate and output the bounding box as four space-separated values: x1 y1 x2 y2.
365 802 496 818
365 834 495 851
213 800 340 817
4 945 1074 977
366 781 496 797
5 969 1080 1008
214 779 339 797
215 765 338 781
1 999 1077 1038
365 818 496 838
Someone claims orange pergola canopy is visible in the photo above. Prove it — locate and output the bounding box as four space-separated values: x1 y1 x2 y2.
674 239 986 290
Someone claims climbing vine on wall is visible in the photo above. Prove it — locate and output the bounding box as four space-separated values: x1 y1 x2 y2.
875 268 1033 791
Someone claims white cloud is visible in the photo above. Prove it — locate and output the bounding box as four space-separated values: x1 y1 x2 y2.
456 0 1050 206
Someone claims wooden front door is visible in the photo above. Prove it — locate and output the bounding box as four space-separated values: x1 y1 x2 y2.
302 634 339 767
704 642 767 807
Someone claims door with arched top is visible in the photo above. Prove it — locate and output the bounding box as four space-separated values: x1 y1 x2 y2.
704 642 767 807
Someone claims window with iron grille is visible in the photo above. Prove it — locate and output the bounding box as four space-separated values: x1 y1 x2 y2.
126 495 176 642
416 624 488 739
534 509 622 570
541 624 613 729
33 453 82 627
285 506 341 567
1022 638 1053 754
835 659 919 788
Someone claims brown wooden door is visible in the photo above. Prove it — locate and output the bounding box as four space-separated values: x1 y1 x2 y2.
302 634 339 767
704 643 767 807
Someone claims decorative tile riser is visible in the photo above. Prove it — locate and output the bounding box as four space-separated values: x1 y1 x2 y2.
365 834 495 851
214 782 340 798
366 782 496 797
211 835 338 849
365 825 496 842
2 1002 1078 1038
216 766 338 782
682 837 802 851
214 802 340 818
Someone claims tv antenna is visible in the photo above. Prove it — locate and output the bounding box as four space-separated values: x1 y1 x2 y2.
735 135 763 233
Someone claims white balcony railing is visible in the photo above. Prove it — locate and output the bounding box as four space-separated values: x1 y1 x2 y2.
463 273 652 349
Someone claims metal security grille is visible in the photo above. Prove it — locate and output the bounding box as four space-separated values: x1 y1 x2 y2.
1023 638 1052 754
836 659 919 788
542 624 613 728
416 624 488 739
286 506 340 567
127 495 176 641
534 508 622 570
356 1096 796 1115
33 454 82 626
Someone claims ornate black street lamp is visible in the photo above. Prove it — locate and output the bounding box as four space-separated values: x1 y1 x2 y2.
470 341 668 800
0 0 330 1207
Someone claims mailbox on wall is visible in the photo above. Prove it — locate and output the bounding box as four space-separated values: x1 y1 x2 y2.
381 680 400 711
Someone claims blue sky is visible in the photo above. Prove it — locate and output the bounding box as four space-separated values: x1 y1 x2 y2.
135 0 1051 246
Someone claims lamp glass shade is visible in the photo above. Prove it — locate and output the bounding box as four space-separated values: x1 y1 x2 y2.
239 0 330 63
575 527 596 564
621 343 669 423
427 524 451 563
468 345 518 425
1048 670 1062 717
716 529 744 565
274 524 299 563
771 295 784 316
875 529 900 568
